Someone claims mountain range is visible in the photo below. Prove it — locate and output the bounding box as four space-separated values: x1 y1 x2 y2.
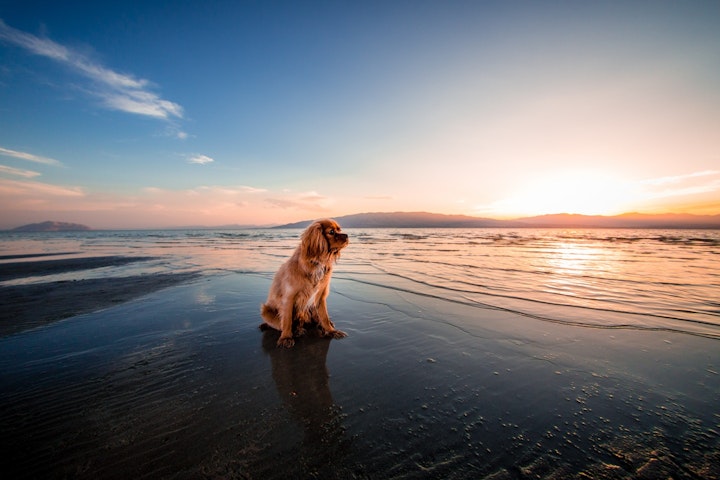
277 211 720 229
7 212 720 231
11 221 91 232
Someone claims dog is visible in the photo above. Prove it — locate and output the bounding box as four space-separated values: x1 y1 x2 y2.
260 219 349 348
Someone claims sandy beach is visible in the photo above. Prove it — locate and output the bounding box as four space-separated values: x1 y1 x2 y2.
1 254 718 479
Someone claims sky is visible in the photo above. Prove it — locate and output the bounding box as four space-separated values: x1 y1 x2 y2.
1 1 719 229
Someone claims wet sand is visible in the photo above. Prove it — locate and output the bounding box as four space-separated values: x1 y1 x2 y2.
0 256 201 336
0 255 156 281
0 271 719 479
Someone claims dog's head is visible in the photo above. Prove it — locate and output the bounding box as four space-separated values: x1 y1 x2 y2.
301 219 349 259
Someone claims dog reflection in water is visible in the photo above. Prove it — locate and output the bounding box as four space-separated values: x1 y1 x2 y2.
261 326 349 465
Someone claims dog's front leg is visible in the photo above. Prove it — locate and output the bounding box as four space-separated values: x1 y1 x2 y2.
277 296 296 348
316 285 347 339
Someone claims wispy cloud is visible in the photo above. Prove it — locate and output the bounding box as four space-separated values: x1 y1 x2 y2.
155 126 189 140
0 178 84 197
103 91 183 119
640 170 720 199
265 198 299 209
0 19 183 120
0 164 41 178
0 146 63 166
146 184 266 196
187 154 214 165
191 185 269 198
265 190 332 211
640 170 720 187
299 191 328 202
240 185 267 194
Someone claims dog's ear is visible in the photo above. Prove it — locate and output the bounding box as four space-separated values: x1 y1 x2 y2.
301 221 327 259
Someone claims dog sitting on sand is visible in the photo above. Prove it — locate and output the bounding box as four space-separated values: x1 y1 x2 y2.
260 219 349 348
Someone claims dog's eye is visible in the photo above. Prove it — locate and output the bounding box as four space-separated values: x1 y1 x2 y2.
328 229 335 235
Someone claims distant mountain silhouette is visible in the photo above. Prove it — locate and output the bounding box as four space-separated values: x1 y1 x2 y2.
518 212 720 229
276 211 720 229
11 221 91 232
277 211 516 229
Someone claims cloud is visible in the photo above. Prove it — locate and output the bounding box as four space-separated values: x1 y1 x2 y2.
265 190 332 211
187 154 214 165
156 126 189 140
0 19 183 120
103 91 183 119
240 185 267 194
146 185 266 196
299 191 328 202
265 198 301 209
640 170 720 187
0 146 63 166
0 164 41 178
0 178 84 197
639 170 720 199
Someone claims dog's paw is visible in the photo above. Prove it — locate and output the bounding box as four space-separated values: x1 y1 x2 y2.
295 327 307 337
328 329 347 339
277 336 295 348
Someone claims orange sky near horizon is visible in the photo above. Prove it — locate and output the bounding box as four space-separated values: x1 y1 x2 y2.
2 167 719 229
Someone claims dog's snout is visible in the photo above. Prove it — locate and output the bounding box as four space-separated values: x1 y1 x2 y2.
336 232 348 243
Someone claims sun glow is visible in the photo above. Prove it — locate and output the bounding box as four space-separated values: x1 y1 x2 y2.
484 170 638 217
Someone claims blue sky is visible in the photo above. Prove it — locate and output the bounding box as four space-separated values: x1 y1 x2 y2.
1 1 719 228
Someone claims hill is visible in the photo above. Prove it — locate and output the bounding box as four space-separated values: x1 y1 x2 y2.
277 212 516 229
11 221 91 232
518 212 720 229
276 212 720 229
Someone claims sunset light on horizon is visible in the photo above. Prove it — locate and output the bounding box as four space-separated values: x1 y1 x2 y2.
1 2 719 229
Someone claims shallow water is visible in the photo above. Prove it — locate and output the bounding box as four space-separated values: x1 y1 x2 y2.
2 227 719 338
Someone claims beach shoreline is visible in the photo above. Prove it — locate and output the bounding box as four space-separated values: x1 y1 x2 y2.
0 255 202 337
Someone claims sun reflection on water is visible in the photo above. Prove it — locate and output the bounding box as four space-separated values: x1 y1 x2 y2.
536 239 626 308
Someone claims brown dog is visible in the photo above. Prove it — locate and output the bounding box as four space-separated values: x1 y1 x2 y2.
260 219 349 348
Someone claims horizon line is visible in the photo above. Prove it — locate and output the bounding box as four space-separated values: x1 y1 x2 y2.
5 210 719 231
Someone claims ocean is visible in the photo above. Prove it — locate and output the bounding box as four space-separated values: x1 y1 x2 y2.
2 227 718 339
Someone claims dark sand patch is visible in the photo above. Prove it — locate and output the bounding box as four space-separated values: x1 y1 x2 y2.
0 255 157 281
0 252 80 261
0 272 201 336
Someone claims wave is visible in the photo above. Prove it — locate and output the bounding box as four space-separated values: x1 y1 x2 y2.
338 274 720 341
336 264 720 341
350 228 720 247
